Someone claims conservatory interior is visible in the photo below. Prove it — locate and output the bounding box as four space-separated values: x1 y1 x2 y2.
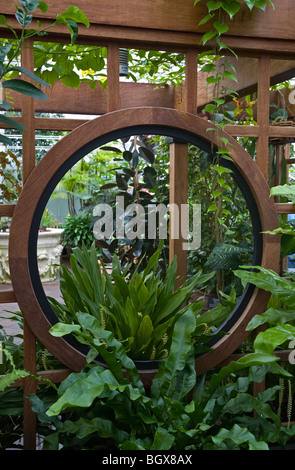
1 0 295 451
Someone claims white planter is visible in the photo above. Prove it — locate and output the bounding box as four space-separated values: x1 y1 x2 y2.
0 228 64 284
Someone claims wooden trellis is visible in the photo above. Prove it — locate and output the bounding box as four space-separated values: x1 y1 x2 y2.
0 0 295 450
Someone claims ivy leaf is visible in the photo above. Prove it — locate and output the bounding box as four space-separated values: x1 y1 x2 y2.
56 5 90 28
19 0 40 12
56 6 90 45
201 30 217 45
221 0 241 18
206 0 223 12
213 21 229 35
198 13 214 26
38 1 48 13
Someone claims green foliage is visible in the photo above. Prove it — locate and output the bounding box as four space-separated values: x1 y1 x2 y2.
61 212 95 249
0 1 89 145
28 306 295 450
48 242 223 360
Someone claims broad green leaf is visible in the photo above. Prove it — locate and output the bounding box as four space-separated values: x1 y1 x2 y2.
138 146 154 164
61 71 80 88
246 308 295 330
49 322 82 337
62 416 129 443
270 184 295 203
213 21 229 35
0 114 27 132
15 8 33 27
57 5 90 28
0 369 30 391
150 427 175 450
234 267 295 308
212 424 268 449
9 66 50 87
254 324 295 355
203 352 280 404
207 1 223 12
19 0 40 12
221 0 241 18
151 309 196 399
0 134 13 146
135 315 154 351
201 30 217 45
2 79 48 99
38 2 48 13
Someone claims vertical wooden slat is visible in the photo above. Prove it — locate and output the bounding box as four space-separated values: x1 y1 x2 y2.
20 38 37 450
21 38 36 184
184 49 198 114
169 142 188 284
256 55 270 179
107 43 120 112
169 51 198 283
23 321 37 450
253 55 271 401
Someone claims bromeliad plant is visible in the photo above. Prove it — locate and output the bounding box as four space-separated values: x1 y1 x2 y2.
48 242 228 361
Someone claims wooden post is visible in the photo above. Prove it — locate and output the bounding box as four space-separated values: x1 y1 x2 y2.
169 50 198 283
253 56 271 401
107 43 120 112
256 55 270 179
21 38 37 450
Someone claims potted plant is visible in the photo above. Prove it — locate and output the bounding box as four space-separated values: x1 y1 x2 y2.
48 241 229 364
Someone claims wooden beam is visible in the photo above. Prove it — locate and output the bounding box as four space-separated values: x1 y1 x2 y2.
276 203 295 214
3 81 175 115
0 0 295 44
0 204 15 217
0 290 16 303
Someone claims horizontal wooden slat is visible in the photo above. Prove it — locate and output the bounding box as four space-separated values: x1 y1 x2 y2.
276 202 295 214
1 9 295 56
0 289 17 303
269 126 295 138
0 205 16 217
224 125 260 137
0 0 295 42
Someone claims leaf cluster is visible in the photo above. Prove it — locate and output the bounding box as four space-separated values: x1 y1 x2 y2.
29 305 295 450
49 242 221 361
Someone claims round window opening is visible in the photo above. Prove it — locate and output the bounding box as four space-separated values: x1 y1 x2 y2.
9 109 279 373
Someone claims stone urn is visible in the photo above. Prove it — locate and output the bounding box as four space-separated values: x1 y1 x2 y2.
0 228 64 284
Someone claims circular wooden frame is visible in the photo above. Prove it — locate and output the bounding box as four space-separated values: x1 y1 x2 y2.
9 107 280 377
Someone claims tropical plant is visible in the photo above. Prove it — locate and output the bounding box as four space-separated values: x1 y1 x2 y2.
61 211 95 250
48 242 227 361
27 305 295 450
